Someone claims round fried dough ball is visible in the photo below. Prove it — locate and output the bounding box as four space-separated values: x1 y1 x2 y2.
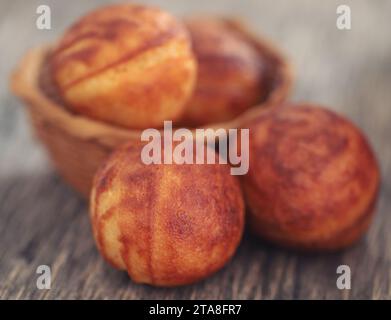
242 105 380 251
50 4 197 129
181 17 266 126
90 142 244 286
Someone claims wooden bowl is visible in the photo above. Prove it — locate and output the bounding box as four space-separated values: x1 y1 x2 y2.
10 18 293 198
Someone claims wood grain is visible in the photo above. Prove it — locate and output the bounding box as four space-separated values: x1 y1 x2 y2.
1 0 391 299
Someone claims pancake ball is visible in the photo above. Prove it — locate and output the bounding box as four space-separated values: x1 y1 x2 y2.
242 105 380 251
181 18 266 127
50 4 197 129
90 142 244 286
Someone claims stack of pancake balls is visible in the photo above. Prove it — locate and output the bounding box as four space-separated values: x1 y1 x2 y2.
48 4 379 286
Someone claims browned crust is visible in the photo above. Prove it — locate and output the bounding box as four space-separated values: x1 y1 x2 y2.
242 104 380 251
179 16 293 127
90 142 245 286
246 180 379 251
223 19 293 112
51 23 184 90
46 4 197 129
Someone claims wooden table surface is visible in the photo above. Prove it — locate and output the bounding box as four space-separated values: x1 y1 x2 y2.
1 0 391 299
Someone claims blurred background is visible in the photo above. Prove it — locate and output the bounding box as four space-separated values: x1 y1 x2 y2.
1 0 391 299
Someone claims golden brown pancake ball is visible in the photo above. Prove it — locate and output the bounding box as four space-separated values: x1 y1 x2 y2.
50 4 197 129
181 18 266 127
242 105 380 251
90 142 244 286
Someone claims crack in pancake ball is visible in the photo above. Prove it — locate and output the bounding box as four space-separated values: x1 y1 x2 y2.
181 18 266 127
90 142 244 286
50 4 197 129
242 105 380 251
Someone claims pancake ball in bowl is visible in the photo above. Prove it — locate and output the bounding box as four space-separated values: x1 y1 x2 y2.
242 105 380 251
50 4 197 129
180 17 270 127
90 141 245 286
